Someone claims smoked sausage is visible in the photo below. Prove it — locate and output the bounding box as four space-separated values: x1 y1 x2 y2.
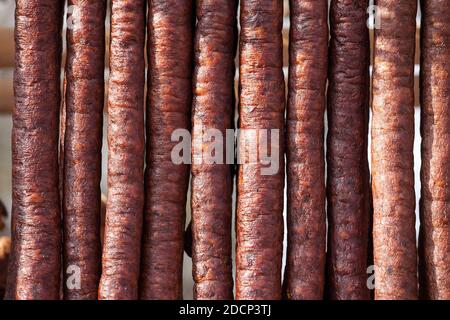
6 0 64 300
139 0 194 300
236 0 285 300
419 0 450 300
98 0 146 300
284 0 328 300
63 0 106 300
371 0 418 300
326 0 371 300
191 0 237 300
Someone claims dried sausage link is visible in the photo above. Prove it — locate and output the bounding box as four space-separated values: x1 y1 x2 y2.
139 0 194 300
371 0 418 300
419 0 450 301
284 0 328 300
191 0 238 300
236 0 285 300
326 0 371 300
62 0 106 300
98 0 146 300
6 0 64 300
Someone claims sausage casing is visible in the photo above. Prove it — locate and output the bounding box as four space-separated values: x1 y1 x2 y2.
98 0 146 300
284 0 328 300
139 0 194 300
371 0 418 300
419 0 450 300
6 0 64 300
191 0 237 300
62 0 106 300
236 0 285 300
326 0 371 300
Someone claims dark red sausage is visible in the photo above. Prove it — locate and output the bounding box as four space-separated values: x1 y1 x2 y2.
236 0 285 300
284 0 328 300
62 0 106 300
191 0 237 300
5 0 64 300
326 0 371 300
98 0 146 300
371 0 418 300
419 0 450 300
139 0 193 300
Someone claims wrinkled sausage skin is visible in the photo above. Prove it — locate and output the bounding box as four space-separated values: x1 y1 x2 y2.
236 0 285 300
326 0 371 300
419 0 450 301
371 0 418 300
191 0 237 300
63 0 106 300
6 0 64 300
98 0 146 300
284 0 328 300
139 0 194 300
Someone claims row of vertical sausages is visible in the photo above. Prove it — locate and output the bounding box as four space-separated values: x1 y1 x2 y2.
6 0 449 300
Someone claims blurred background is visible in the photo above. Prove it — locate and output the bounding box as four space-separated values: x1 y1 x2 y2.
0 0 422 299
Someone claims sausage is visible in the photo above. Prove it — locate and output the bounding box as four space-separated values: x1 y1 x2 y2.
98 0 146 300
326 0 371 300
283 0 328 300
62 0 106 300
371 0 418 300
5 0 64 300
139 0 194 300
419 0 450 300
191 0 237 300
236 0 285 300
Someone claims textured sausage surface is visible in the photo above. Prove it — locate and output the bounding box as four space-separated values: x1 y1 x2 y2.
139 0 193 300
98 0 145 300
63 0 106 300
371 0 418 300
236 0 285 300
419 0 450 300
6 0 63 300
191 0 237 300
284 0 328 300
326 0 371 300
